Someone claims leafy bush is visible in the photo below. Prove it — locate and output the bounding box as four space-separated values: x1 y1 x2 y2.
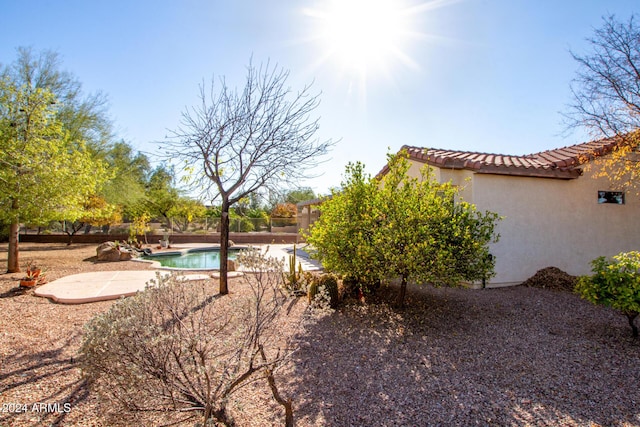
80 264 294 426
576 251 640 337
306 150 500 307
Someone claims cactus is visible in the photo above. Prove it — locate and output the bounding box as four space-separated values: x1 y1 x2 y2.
317 274 339 308
284 244 305 295
307 280 319 304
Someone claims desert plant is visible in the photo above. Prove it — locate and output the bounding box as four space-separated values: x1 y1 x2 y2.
307 279 319 304
80 257 295 426
283 245 305 296
305 273 340 310
576 251 640 337
317 274 339 308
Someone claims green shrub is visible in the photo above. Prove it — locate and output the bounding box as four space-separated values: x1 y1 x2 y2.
576 251 640 337
305 151 500 307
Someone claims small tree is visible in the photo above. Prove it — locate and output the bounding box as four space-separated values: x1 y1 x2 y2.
307 150 500 307
61 194 121 245
165 59 333 295
129 211 151 244
304 161 381 287
166 197 207 232
576 251 640 337
0 80 108 272
375 151 499 306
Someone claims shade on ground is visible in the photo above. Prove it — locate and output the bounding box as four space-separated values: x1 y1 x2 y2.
34 270 241 304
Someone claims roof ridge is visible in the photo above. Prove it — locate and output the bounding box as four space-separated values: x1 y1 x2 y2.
399 136 624 180
405 136 620 160
403 145 524 158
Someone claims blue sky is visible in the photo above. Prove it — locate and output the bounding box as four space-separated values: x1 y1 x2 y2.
1 0 637 195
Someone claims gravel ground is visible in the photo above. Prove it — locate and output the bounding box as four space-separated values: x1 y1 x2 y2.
1 243 639 426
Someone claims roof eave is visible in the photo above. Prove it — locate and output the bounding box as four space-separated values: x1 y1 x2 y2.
475 168 582 180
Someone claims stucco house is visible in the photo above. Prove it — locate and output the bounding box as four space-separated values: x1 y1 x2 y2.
394 138 638 286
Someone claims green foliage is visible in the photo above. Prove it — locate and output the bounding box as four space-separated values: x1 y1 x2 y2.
304 161 381 286
285 188 316 205
143 165 181 227
0 79 109 225
576 251 640 336
101 141 151 216
166 198 206 232
129 212 151 242
306 150 500 306
0 47 114 270
2 47 113 151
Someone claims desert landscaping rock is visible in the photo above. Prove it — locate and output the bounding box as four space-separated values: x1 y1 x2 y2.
95 241 133 262
1 244 639 426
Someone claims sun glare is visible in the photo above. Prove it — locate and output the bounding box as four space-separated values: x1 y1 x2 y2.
322 0 408 73
304 0 435 96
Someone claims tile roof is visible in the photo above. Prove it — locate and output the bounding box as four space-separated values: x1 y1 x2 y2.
400 137 621 179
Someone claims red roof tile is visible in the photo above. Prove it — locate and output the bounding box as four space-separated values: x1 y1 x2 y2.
399 137 621 179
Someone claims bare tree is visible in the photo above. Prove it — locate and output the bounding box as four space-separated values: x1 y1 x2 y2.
165 60 333 294
565 14 640 188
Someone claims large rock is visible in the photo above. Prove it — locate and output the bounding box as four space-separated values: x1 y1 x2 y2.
97 242 130 262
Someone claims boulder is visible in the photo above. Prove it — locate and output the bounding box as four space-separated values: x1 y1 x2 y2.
96 242 128 262
119 250 133 261
227 259 236 271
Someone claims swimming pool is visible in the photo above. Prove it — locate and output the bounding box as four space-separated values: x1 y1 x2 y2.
142 247 242 270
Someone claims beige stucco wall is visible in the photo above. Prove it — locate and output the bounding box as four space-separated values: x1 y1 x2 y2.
408 159 640 286
406 161 475 201
467 168 639 286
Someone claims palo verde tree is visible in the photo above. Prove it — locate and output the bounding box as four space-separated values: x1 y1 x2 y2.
3 47 113 151
0 47 113 272
143 164 182 230
166 59 333 295
101 141 151 219
0 79 108 272
307 150 500 307
565 14 640 189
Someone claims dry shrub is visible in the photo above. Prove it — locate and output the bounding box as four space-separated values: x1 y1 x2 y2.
80 254 294 426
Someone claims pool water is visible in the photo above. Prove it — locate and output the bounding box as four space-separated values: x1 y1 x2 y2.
143 248 240 269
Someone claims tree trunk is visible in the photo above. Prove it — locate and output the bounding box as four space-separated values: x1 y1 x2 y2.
7 198 20 273
7 221 20 273
219 199 230 295
396 274 407 308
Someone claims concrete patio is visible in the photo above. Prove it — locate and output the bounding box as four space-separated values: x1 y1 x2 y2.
34 244 321 304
